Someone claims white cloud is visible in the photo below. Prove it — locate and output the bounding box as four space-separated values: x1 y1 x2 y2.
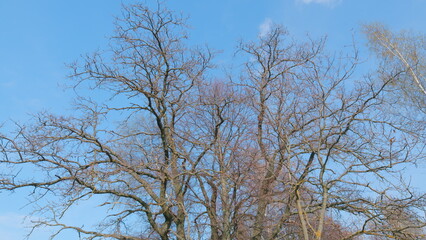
0 213 51 240
0 80 16 88
298 0 341 6
259 18 273 37
0 213 29 239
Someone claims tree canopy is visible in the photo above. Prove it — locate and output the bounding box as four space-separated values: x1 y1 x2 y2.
0 2 426 240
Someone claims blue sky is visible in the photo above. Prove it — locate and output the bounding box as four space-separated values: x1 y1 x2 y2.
1 0 426 239
2 0 426 121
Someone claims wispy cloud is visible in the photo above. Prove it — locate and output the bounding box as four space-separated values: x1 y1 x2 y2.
298 0 342 6
0 80 16 88
0 213 50 239
0 213 29 239
259 18 273 37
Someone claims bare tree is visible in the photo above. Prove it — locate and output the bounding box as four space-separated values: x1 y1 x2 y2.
364 23 426 111
229 23 426 240
1 2 214 239
0 2 425 240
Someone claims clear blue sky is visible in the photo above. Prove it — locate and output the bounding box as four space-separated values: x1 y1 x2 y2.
1 0 426 239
